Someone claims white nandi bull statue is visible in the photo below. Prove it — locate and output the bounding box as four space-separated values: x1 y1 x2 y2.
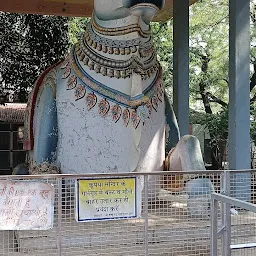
20 0 213 216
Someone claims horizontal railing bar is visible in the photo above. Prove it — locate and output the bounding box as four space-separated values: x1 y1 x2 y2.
231 243 256 250
0 150 26 152
2 168 256 175
0 170 221 180
0 170 227 179
0 131 24 133
0 171 208 180
211 193 256 213
0 169 256 180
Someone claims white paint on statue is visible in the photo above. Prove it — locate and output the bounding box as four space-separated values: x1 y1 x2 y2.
31 0 166 198
56 72 165 176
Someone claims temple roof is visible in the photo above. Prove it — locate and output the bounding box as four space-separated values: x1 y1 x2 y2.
0 103 26 123
0 0 198 22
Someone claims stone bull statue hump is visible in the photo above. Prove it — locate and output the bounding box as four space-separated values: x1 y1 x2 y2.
19 0 213 216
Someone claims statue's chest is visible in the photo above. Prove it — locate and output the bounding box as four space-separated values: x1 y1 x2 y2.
55 60 166 174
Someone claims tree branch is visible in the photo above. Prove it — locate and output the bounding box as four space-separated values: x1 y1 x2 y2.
205 92 228 107
250 93 256 103
223 78 229 85
250 63 256 92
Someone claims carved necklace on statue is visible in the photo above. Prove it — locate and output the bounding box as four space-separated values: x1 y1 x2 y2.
85 23 155 57
76 42 159 80
75 18 159 80
76 20 159 80
60 50 164 129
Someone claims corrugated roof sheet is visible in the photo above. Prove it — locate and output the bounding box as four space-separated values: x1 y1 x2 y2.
0 103 26 123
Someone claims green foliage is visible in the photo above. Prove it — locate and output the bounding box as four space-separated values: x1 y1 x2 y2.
191 108 228 142
189 1 256 146
151 21 173 90
0 13 69 102
68 17 90 45
250 103 256 143
251 121 256 144
189 0 229 111
149 1 230 112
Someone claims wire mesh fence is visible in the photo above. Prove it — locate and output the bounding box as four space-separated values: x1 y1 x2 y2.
211 171 256 256
0 170 254 256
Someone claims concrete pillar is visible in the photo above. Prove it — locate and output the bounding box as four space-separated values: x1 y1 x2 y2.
229 0 251 200
173 0 190 136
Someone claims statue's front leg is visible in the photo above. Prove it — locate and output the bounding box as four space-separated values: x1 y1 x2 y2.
14 67 59 175
166 135 214 217
33 84 58 165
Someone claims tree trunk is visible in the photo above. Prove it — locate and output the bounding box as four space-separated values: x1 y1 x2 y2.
199 54 222 169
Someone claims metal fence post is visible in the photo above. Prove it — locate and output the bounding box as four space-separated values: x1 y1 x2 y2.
57 177 62 256
224 171 231 256
211 197 218 256
223 170 231 197
220 172 225 256
9 127 13 171
144 175 149 256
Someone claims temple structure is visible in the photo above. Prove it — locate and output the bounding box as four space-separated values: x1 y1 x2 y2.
0 0 252 196
0 1 253 255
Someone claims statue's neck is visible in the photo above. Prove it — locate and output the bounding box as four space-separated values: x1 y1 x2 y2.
92 13 151 41
74 13 158 96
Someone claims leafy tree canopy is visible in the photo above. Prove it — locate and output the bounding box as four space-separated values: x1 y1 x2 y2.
0 13 69 103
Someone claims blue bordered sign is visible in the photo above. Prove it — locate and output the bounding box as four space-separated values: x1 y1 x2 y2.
76 177 140 222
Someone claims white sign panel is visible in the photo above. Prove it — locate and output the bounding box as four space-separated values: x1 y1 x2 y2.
76 178 140 222
0 181 54 230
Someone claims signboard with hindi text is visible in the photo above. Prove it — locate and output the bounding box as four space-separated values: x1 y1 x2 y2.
0 181 54 230
76 177 140 222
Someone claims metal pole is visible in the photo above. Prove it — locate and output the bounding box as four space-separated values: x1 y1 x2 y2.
212 193 256 212
221 173 225 256
228 0 250 170
211 197 218 256
173 0 190 136
222 171 231 256
57 177 62 256
9 124 13 172
223 202 231 256
144 175 149 256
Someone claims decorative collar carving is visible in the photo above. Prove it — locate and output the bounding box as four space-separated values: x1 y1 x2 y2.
59 16 164 129
85 23 154 57
76 42 159 80
76 19 159 80
60 52 164 129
